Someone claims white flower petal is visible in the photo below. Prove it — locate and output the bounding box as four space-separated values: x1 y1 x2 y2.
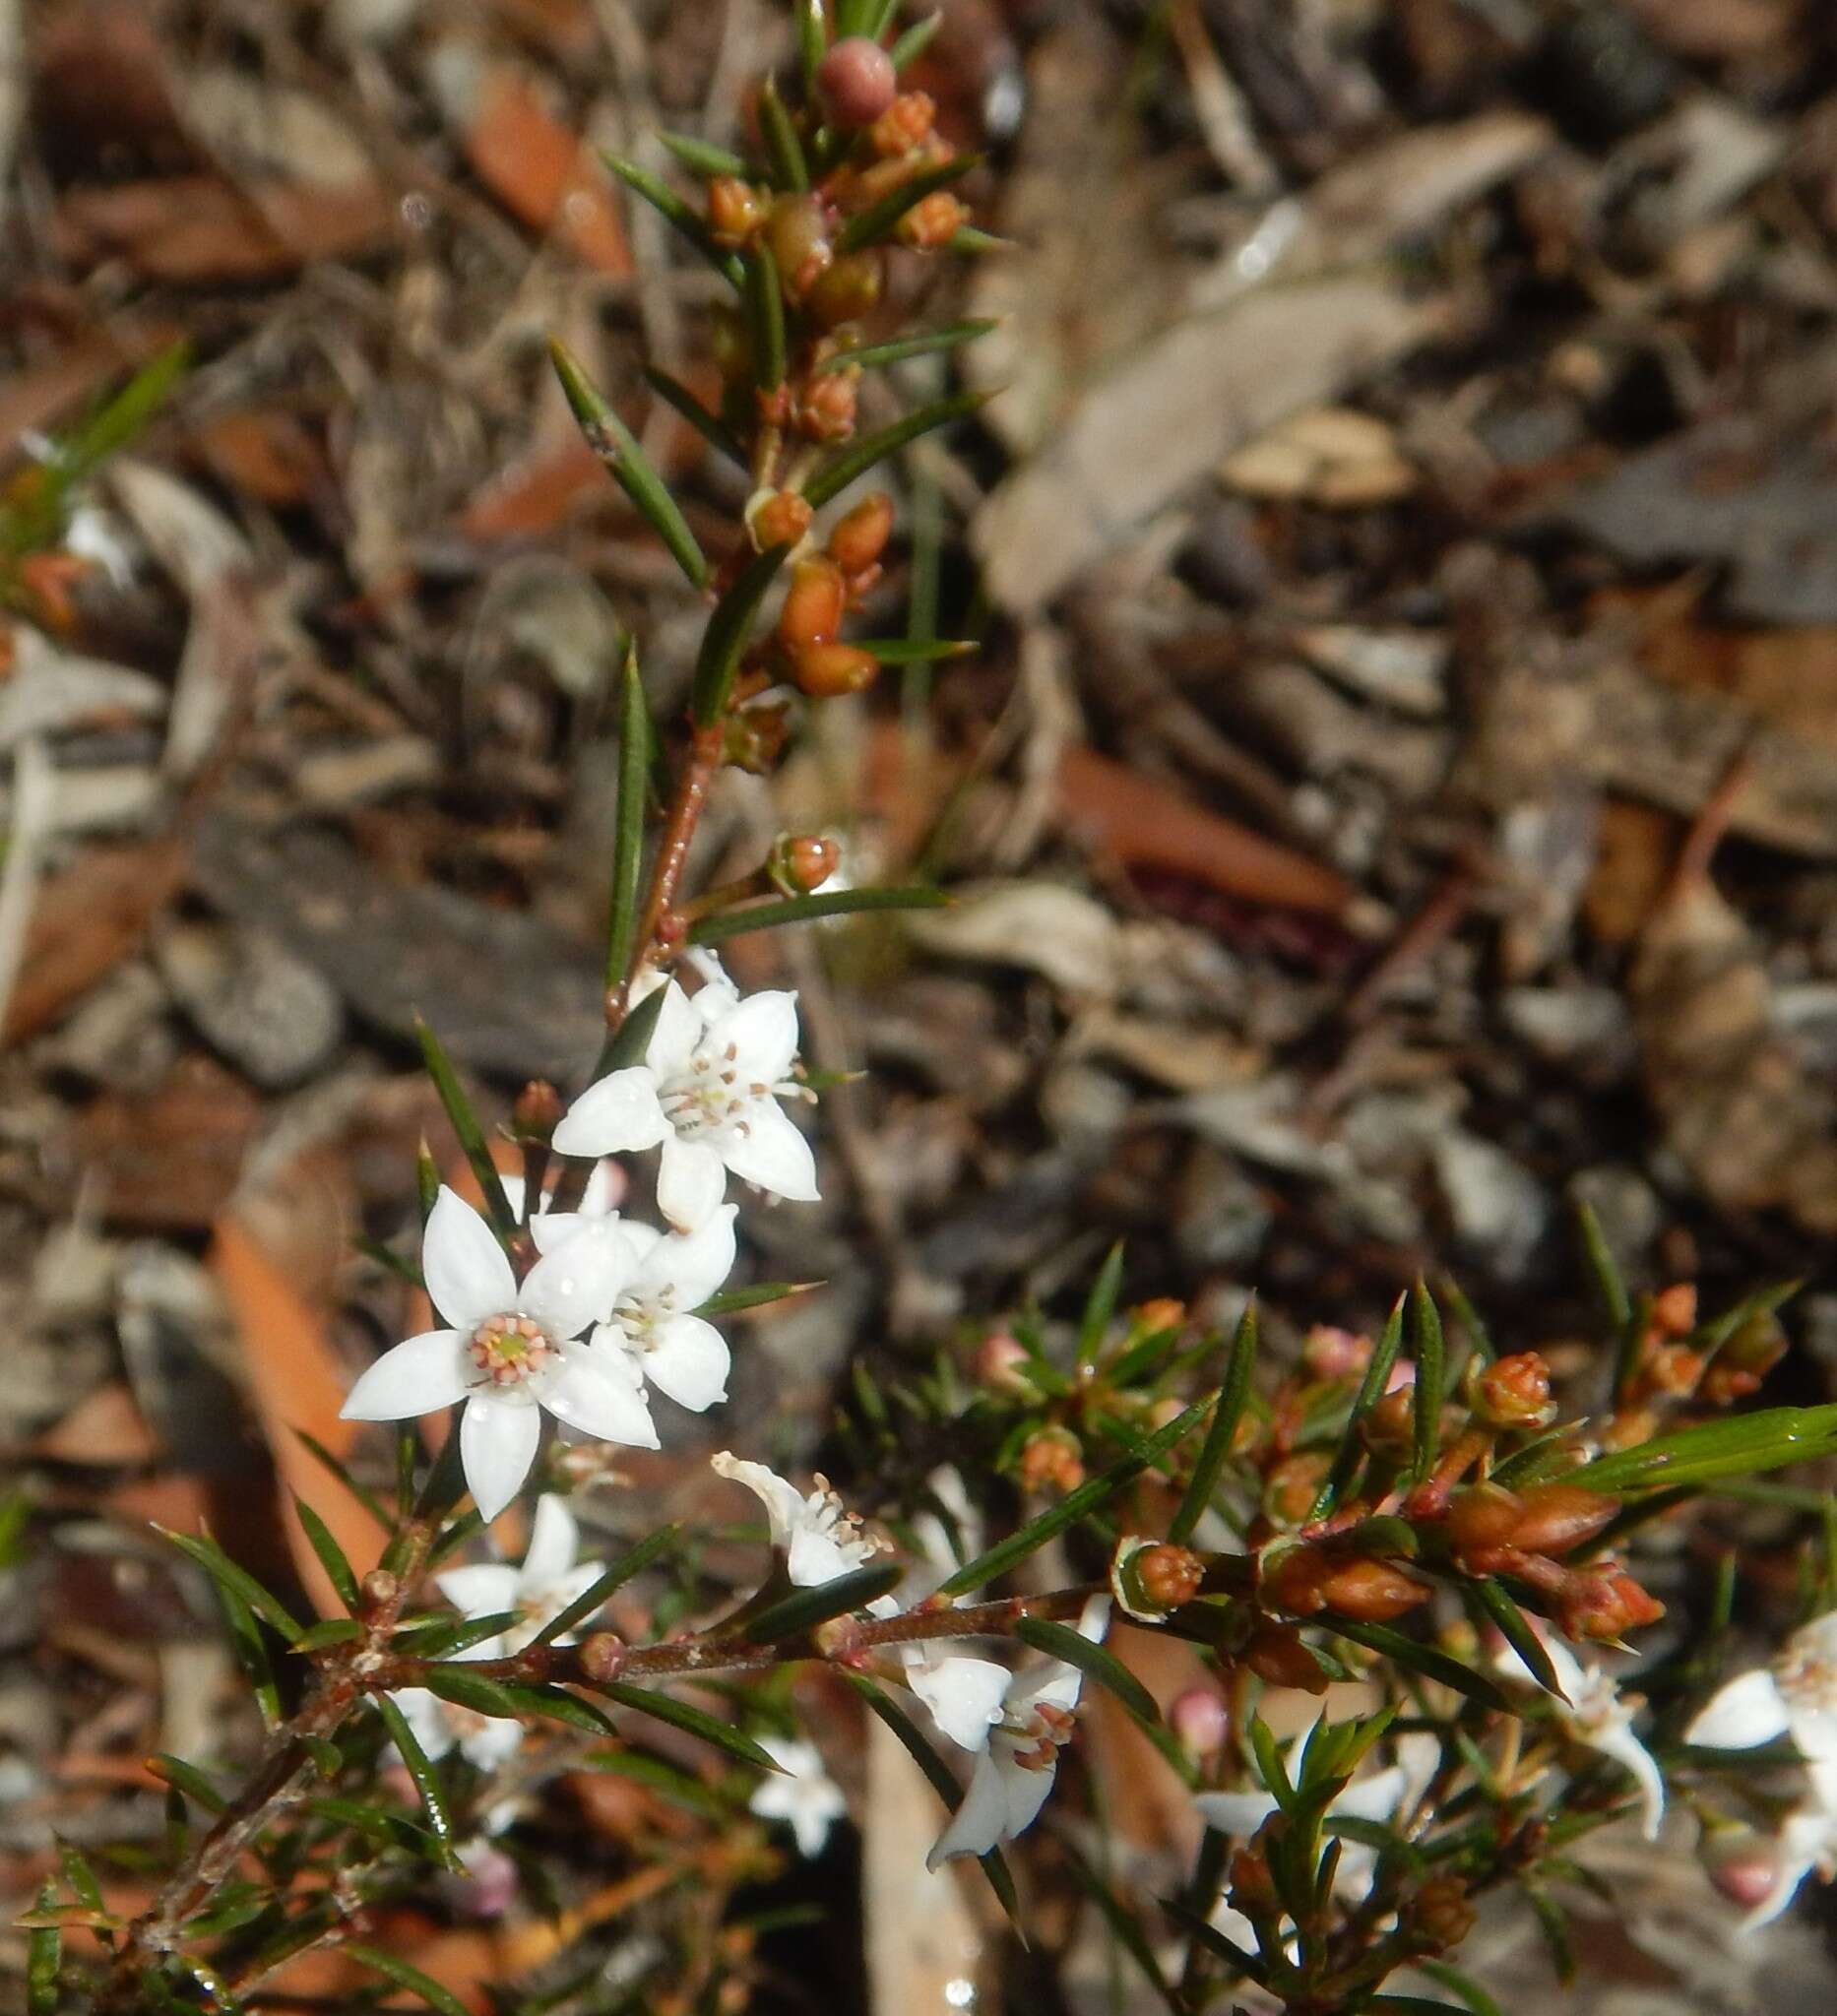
657 1136 728 1232
993 1737 1059 1840
1331 1765 1408 1826
645 980 702 1079
1686 1669 1793 1750
341 1330 469 1421
1595 1721 1665 1842
749 1735 845 1858
542 1349 660 1449
719 1100 818 1202
633 1205 736 1310
519 1225 631 1340
707 988 800 1084
1790 1706 1837 1766
423 1190 518 1332
389 1687 455 1762
643 1314 730 1412
787 1526 861 1590
927 1748 1011 1867
521 1494 580 1588
907 1652 1009 1752
710 1453 805 1550
461 1397 542 1523
552 1068 671 1159
1193 1791 1281 1837
436 1563 521 1620
535 1563 605 1645
460 1714 526 1772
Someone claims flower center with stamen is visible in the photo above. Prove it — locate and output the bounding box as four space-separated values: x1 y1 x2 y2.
468 1313 556 1388
1777 1625 1837 1721
1005 1701 1076 1770
807 1474 884 1566
660 1042 756 1140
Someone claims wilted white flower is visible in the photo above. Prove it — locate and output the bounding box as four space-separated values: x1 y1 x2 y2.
341 1188 657 1523
553 978 817 1231
1493 1629 1664 1842
590 1206 737 1416
927 1596 1111 1867
1740 1758 1837 1930
436 1494 603 1653
711 1453 885 1588
750 1735 847 1858
1686 1611 1837 1767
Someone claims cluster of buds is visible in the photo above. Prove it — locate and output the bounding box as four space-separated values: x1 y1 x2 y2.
1610 1282 1786 1424
1111 1537 1205 1622
1264 1544 1430 1624
770 492 893 697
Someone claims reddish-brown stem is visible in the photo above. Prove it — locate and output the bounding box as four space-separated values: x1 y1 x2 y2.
606 722 724 1030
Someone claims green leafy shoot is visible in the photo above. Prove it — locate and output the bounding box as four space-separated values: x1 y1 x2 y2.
591 1681 781 1774
372 1693 462 1868
605 644 652 991
746 243 788 393
813 319 998 374
1409 1281 1446 1487
291 1495 359 1612
688 884 949 942
835 155 978 254
643 366 749 469
1563 1404 1837 1494
1170 1300 1258 1544
600 152 745 285
1309 1293 1407 1521
741 1560 906 1642
412 1015 516 1239
658 132 747 180
758 77 808 192
690 541 791 727
529 1524 682 1647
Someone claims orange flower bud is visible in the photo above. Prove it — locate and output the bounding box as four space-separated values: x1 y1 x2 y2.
871 91 936 158
1508 1482 1618 1556
511 1079 563 1145
1314 1557 1430 1621
1228 1845 1280 1915
777 834 840 893
707 175 769 246
777 556 846 651
1651 1282 1698 1338
1559 1562 1664 1642
1243 1623 1330 1694
766 193 833 298
1445 1482 1527 1555
1301 1325 1371 1380
789 639 880 698
1113 1540 1204 1619
1361 1384 1416 1459
1019 1427 1085 1494
818 36 898 128
1408 1873 1476 1952
794 369 858 442
1263 1452 1330 1529
826 490 895 575
898 190 971 251
751 488 813 551
804 249 884 330
1470 1352 1556 1429
1132 1296 1186 1337
1644 1343 1703 1396
579 1631 627 1681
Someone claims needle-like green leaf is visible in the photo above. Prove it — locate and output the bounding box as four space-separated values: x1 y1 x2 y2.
689 541 791 726
803 389 991 509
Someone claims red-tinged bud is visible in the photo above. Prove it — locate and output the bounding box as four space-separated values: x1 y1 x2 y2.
1302 1325 1371 1380
1263 1452 1330 1529
1243 1623 1329 1694
789 639 880 698
1651 1282 1698 1338
1470 1352 1556 1430
1446 1482 1528 1555
871 90 936 158
818 36 898 128
579 1631 626 1681
1113 1539 1204 1620
1362 1385 1416 1459
723 702 790 775
1600 1404 1659 1452
1702 1313 1786 1407
1132 1296 1186 1338
804 249 884 330
1644 1343 1703 1397
777 555 847 650
1316 1557 1431 1621
1559 1562 1664 1642
794 369 858 443
898 190 971 251
751 488 813 551
1407 1874 1476 1952
1704 1828 1783 1911
1019 1427 1085 1494
826 490 895 575
1510 1483 1618 1556
766 194 833 298
976 1331 1035 1396
1171 1685 1231 1758
707 175 769 246
1229 1845 1280 1915
776 834 840 893
512 1079 563 1146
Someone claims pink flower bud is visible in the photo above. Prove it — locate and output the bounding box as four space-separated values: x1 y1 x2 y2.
1170 1686 1230 1760
818 37 898 129
1703 1830 1782 1912
976 1332 1034 1396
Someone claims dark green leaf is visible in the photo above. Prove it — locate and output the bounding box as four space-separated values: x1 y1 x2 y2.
347 1944 473 2016
935 1391 1212 1598
605 644 652 992
1077 1241 1126 1368
835 155 978 254
690 541 790 727
599 152 745 285
758 77 807 192
1309 1293 1406 1521
1171 1300 1257 1544
803 389 992 509
845 1673 1023 1932
395 1607 520 1659
147 1753 227 1817
549 338 709 590
1410 1281 1446 1487
1418 1959 1506 2016
642 366 748 469
690 883 949 941
1438 1274 1495 1366
658 132 748 179
530 1524 681 1647
1466 1578 1564 1701
795 0 825 94
745 243 787 393
1016 1615 1170 1743
1249 1718 1297 1816
291 1618 362 1653
583 1747 725 1817
58 1843 104 1913
743 1560 907 1642
592 1681 781 1773
890 13 944 73
814 319 998 374
412 1017 516 1241
697 1280 823 1317
292 1494 360 1612
27 1881 59 2016
1329 1616 1512 1713
158 1528 305 1644
490 1682 618 1737
372 1693 460 1865
598 977 668 1078
1528 1885 1575 1984
1574 1198 1631 1331
1564 1404 1837 1494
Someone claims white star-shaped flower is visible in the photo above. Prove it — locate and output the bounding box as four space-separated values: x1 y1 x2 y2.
589 1206 737 1416
927 1595 1112 1867
435 1494 604 1653
710 1453 884 1589
1686 1611 1837 1767
552 979 817 1231
341 1187 658 1523
1492 1629 1664 1842
749 1735 848 1858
